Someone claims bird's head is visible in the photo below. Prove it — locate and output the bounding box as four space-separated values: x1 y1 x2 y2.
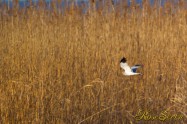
120 57 127 63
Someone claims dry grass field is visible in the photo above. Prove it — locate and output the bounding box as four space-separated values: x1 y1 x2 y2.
0 1 186 124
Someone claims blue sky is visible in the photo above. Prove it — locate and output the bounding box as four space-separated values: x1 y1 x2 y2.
0 0 179 8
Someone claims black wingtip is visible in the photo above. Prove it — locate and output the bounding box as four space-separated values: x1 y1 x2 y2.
134 64 143 67
120 57 127 63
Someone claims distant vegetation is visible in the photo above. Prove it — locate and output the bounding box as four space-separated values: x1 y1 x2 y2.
0 0 186 123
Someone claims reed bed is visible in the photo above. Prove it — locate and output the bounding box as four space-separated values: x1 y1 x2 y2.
0 1 186 124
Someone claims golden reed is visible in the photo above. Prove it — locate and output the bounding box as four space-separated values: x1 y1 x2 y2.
0 1 186 123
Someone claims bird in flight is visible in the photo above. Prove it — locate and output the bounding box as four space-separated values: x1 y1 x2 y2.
120 57 142 76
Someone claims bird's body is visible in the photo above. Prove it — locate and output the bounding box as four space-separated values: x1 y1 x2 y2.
120 57 142 76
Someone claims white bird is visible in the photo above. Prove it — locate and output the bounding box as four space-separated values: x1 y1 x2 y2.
120 57 142 76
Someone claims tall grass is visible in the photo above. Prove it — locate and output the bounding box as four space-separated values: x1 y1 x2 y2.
0 1 186 123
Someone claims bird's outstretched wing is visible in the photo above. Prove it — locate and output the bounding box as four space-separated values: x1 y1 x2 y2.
120 62 132 73
131 65 142 72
